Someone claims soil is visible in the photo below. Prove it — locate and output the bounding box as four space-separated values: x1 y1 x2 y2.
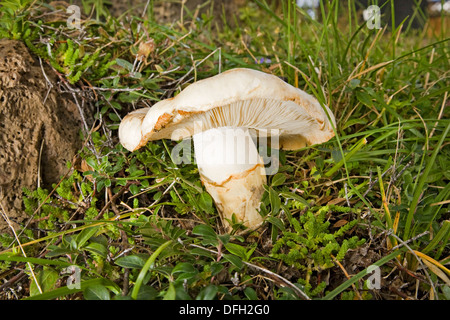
0 39 82 234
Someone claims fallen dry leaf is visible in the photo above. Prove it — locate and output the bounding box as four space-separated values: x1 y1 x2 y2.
333 219 348 228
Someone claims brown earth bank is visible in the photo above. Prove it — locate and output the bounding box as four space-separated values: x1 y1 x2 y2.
0 39 82 235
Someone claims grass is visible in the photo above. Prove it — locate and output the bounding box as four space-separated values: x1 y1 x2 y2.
0 0 449 301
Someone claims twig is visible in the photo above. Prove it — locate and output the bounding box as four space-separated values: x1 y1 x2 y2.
164 47 222 90
82 86 143 92
331 255 363 300
363 156 411 199
38 57 53 106
141 0 151 18
150 178 178 207
0 204 42 294
0 270 26 292
363 166 390 197
390 230 429 251
62 82 89 134
389 159 413 188
429 91 447 139
389 285 412 300
95 182 132 220
386 122 403 198
344 182 351 207
387 231 438 299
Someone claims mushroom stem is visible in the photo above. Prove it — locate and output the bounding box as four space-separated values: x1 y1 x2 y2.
193 127 266 232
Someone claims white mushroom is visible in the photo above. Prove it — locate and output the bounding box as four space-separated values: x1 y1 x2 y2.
119 68 336 232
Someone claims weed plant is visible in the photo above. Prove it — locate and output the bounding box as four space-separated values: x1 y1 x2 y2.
0 0 448 301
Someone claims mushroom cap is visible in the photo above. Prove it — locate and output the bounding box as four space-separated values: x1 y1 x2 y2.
119 68 336 152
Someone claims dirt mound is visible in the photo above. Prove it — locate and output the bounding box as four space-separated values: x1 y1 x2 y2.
0 39 82 234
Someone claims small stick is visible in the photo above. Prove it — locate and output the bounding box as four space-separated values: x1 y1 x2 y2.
95 182 132 220
331 255 363 300
388 231 438 299
429 91 447 139
0 204 42 294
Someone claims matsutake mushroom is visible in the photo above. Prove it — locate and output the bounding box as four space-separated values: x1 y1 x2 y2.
119 68 336 232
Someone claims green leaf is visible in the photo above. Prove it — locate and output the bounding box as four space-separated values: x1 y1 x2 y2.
244 287 258 300
115 58 133 71
103 178 112 188
172 262 197 275
115 255 146 269
217 234 230 245
348 78 360 89
45 247 74 258
198 192 214 213
325 137 367 177
224 243 248 260
271 173 286 187
118 92 140 103
84 242 108 258
30 267 59 296
356 90 373 107
192 224 218 244
85 157 98 170
190 247 214 259
443 285 450 300
129 184 140 195
210 262 224 276
133 285 158 300
196 284 218 300
223 254 243 270
109 101 122 110
422 220 450 254
268 187 281 215
163 282 176 300
83 284 110 300
76 227 98 249
129 169 145 178
280 191 309 206
266 216 286 231
25 278 120 300
96 179 105 192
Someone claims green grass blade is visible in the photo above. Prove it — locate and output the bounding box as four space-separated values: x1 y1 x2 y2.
24 278 118 300
131 240 173 300
322 248 406 300
325 137 368 177
422 220 450 255
404 122 450 240
0 254 73 268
